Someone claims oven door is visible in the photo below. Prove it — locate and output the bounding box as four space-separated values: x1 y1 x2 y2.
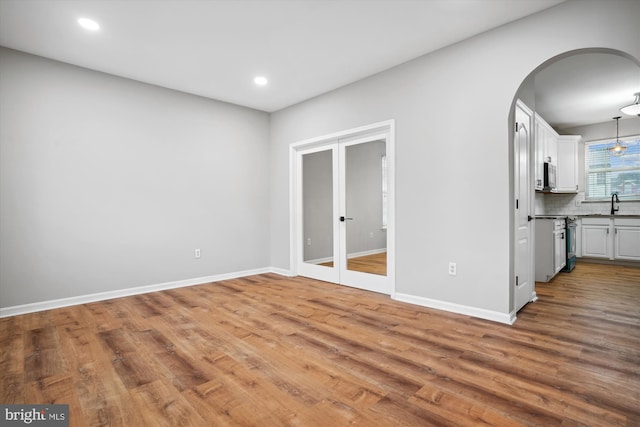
567 224 576 258
563 222 577 272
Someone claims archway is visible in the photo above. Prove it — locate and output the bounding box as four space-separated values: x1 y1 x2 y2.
510 48 640 315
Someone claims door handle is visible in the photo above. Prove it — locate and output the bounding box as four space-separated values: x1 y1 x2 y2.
339 216 353 222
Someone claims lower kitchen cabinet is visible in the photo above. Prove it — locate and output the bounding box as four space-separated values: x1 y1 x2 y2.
614 219 640 261
535 218 566 282
553 227 566 273
580 217 640 261
581 224 611 258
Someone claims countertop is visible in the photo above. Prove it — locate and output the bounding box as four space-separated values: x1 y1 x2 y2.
578 214 640 219
535 214 640 219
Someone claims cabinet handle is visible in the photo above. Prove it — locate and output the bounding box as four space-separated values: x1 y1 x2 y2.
607 228 610 234
615 228 617 234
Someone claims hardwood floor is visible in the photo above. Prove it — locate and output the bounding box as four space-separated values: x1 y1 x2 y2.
348 252 387 276
1 262 638 426
318 252 387 276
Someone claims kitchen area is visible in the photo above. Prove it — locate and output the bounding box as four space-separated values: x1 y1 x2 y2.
529 53 640 282
534 200 640 283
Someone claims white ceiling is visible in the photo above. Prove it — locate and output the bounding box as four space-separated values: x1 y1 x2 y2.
0 0 566 112
535 52 640 130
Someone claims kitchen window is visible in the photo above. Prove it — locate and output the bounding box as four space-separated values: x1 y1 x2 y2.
585 135 640 201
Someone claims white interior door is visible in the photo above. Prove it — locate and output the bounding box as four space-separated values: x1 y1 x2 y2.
296 143 340 284
339 135 389 293
514 100 534 312
293 122 394 295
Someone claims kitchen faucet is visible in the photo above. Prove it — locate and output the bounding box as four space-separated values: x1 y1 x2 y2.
611 192 620 215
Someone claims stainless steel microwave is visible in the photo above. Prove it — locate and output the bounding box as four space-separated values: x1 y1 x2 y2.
543 162 556 191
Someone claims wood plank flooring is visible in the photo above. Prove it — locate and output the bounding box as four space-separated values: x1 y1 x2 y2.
1 262 638 426
319 251 387 276
348 252 387 276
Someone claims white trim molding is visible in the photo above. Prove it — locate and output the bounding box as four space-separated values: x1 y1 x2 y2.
393 292 515 325
269 266 294 277
289 119 396 296
0 267 292 318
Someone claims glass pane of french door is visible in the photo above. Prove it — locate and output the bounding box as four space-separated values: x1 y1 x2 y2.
301 148 335 269
344 139 387 276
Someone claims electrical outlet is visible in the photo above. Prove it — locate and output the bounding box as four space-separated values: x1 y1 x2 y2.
195 249 201 259
448 262 457 276
307 238 312 246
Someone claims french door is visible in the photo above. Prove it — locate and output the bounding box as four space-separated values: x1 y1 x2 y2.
292 122 394 295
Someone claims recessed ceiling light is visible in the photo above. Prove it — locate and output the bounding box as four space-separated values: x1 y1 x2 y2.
78 18 100 31
254 76 268 86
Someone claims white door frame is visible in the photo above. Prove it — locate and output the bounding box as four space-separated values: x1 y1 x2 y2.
289 120 395 296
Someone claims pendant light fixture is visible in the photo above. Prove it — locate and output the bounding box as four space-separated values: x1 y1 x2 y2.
609 116 626 156
620 92 640 116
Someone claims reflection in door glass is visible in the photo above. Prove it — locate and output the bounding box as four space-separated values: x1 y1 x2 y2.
345 140 387 276
302 150 334 266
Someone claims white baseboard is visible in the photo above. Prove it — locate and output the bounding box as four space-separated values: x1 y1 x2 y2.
347 248 386 259
304 248 386 265
393 292 515 325
269 267 294 277
302 256 334 265
1 268 515 325
0 267 290 318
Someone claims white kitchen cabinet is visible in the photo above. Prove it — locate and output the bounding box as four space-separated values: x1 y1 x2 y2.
535 218 566 282
554 227 567 273
534 119 545 191
534 115 559 191
614 218 640 261
555 135 580 193
547 127 558 167
575 221 582 257
580 217 640 261
582 225 611 258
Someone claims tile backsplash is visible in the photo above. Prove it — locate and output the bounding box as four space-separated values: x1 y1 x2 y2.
536 192 640 216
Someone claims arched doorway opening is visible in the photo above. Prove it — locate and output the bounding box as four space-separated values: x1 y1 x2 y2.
511 48 640 315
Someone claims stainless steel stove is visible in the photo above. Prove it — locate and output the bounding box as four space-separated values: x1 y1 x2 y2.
563 216 577 272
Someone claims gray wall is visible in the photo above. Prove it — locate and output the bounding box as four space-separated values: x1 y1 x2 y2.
269 0 640 316
0 47 270 308
561 119 640 141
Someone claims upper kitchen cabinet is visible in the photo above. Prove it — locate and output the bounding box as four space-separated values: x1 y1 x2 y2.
555 135 580 193
534 114 558 191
